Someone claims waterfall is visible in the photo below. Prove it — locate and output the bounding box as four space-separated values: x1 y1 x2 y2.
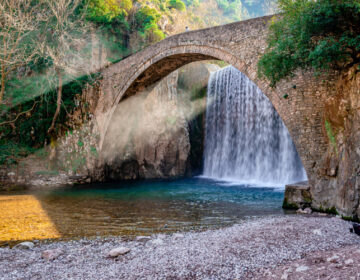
203 66 306 186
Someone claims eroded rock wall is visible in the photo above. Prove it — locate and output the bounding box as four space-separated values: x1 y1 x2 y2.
311 65 360 218
102 71 190 180
100 62 219 180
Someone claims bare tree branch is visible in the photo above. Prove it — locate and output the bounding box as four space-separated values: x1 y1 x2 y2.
0 101 38 126
0 0 45 106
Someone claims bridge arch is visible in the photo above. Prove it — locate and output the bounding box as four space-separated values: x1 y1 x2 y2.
97 16 331 183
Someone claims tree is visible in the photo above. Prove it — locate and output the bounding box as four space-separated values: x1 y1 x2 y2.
0 0 44 107
258 0 360 87
168 0 186 11
86 0 132 23
39 0 92 134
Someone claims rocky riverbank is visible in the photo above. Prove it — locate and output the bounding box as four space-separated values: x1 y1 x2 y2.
1 215 359 280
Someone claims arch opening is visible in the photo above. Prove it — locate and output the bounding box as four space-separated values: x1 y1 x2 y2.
103 52 309 185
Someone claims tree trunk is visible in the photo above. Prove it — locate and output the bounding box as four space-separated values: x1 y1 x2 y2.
0 66 5 106
48 68 63 134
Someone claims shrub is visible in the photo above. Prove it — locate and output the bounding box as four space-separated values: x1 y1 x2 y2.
258 0 360 87
168 0 186 11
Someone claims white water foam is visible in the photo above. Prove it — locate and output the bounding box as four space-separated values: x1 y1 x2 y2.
202 66 307 186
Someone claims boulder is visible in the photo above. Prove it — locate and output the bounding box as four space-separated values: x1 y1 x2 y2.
108 247 131 258
283 182 312 209
14 242 34 250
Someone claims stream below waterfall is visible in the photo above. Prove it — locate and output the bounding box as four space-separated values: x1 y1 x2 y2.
0 178 291 242
0 66 306 243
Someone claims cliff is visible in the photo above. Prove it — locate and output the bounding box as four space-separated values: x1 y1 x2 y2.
311 65 360 218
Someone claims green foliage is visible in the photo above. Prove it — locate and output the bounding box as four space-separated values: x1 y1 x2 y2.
258 0 360 87
34 148 49 159
90 146 98 157
0 74 96 165
324 206 339 215
0 141 35 165
282 198 299 210
134 6 165 43
86 0 132 22
342 215 360 223
35 170 59 176
135 6 162 30
168 0 186 11
182 0 199 7
72 156 87 173
325 119 337 152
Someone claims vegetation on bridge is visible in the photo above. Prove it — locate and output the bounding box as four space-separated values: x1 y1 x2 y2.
258 0 360 87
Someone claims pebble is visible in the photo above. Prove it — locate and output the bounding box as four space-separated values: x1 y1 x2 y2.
327 255 339 263
108 247 131 258
150 238 164 246
41 249 63 261
14 242 34 250
2 216 360 280
136 236 151 242
295 265 309 272
173 233 184 239
296 208 312 214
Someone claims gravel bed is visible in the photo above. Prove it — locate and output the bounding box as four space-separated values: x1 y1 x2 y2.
1 215 359 280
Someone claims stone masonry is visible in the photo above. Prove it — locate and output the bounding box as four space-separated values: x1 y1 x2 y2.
95 15 333 183
81 15 358 217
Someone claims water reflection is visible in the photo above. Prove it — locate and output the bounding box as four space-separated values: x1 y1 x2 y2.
0 178 289 243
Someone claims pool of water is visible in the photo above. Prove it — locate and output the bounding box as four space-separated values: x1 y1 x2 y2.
0 177 291 241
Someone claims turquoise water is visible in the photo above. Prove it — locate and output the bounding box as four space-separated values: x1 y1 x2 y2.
25 177 289 238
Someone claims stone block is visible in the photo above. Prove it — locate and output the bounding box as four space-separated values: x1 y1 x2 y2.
283 181 312 209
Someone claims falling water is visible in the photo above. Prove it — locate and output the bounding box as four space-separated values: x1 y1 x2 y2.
203 66 306 185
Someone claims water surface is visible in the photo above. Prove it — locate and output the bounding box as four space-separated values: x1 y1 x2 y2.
0 178 290 242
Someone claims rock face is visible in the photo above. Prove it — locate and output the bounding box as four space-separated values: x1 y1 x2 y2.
102 62 219 180
102 71 190 180
178 62 221 175
2 61 217 185
311 65 360 218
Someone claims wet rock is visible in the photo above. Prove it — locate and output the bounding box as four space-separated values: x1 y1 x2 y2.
41 249 63 261
353 223 360 235
108 247 131 258
14 242 34 250
283 182 311 209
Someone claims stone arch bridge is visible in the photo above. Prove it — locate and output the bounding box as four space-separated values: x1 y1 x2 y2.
94 15 333 183
87 15 345 212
